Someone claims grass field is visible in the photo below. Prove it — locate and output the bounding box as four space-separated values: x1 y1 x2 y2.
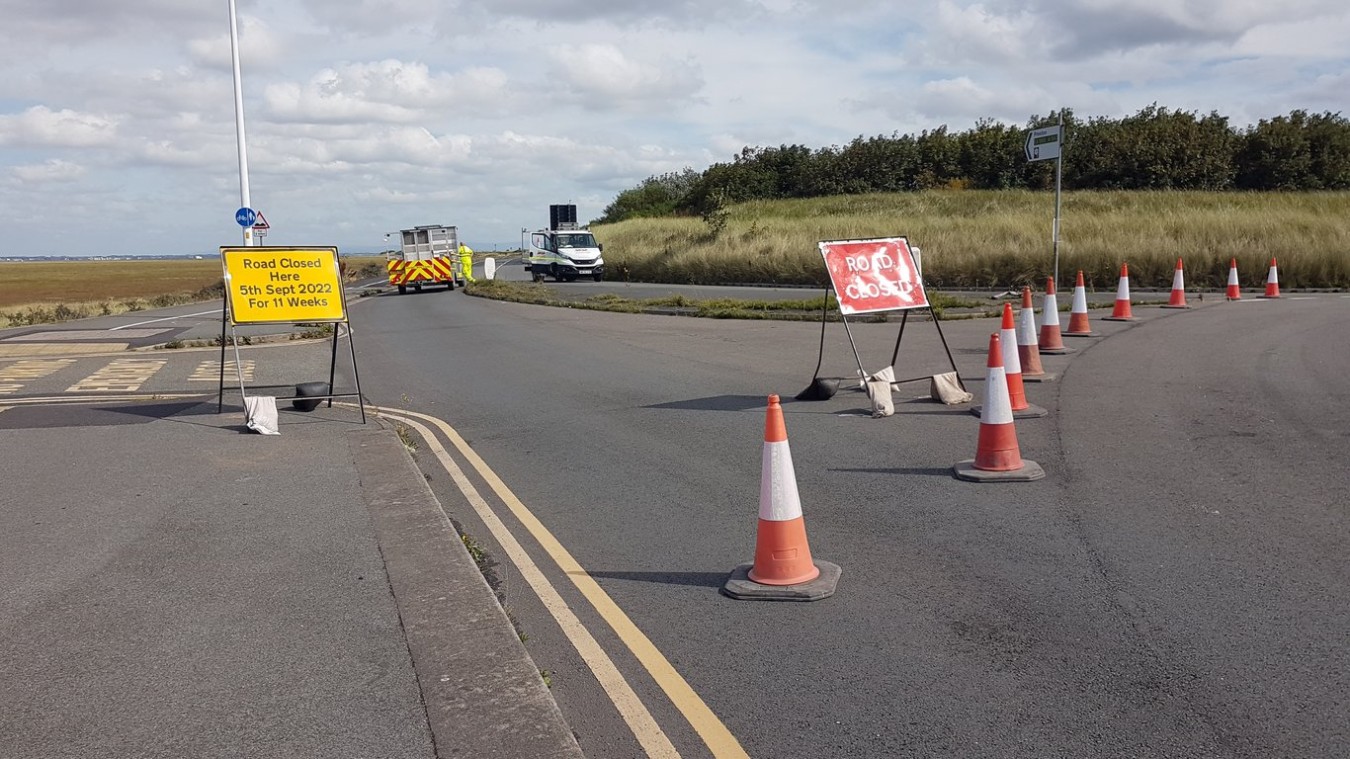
593 190 1350 290
0 256 387 327
4 190 1347 329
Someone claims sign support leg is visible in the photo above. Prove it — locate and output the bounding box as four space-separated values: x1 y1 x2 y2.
837 313 868 387
795 287 839 401
344 322 366 423
217 294 229 413
326 325 340 409
888 309 910 369
928 305 966 390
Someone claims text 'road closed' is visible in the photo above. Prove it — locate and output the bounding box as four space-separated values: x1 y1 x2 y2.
222 247 346 324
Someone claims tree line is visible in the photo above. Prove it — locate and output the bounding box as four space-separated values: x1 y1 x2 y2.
597 106 1350 224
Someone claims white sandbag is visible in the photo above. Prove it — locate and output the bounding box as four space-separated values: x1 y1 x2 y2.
244 395 281 435
866 379 895 418
929 372 972 405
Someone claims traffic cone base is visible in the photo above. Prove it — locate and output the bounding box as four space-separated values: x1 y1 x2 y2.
954 458 1046 482
723 560 842 601
723 394 840 602
1039 343 1074 354
970 403 1049 420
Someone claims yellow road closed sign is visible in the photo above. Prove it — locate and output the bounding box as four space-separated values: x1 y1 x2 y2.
222 246 346 325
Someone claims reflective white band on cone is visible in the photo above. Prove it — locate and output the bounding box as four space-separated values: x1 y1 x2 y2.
1016 306 1038 347
1071 286 1088 314
1041 293 1061 326
999 326 1022 375
980 366 1014 425
760 440 802 522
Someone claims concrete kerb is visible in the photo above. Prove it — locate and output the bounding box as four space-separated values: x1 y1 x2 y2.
351 428 584 759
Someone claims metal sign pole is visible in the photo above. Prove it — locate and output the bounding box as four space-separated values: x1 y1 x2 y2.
1053 112 1063 285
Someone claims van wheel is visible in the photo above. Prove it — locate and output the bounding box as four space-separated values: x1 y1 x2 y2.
398 284 407 294
414 283 422 292
593 272 604 282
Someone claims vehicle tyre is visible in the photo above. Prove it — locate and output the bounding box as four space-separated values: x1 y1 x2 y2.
532 271 544 282
448 280 456 291
593 271 604 282
398 284 407 294
414 283 423 292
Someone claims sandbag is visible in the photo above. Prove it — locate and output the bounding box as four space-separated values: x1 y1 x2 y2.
929 372 972 405
866 379 894 417
244 395 281 435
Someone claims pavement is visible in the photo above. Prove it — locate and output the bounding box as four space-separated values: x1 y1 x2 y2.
0 375 584 757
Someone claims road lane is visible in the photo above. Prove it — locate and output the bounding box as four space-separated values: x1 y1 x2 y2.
4 284 1345 757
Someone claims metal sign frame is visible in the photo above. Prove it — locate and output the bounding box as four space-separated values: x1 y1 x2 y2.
216 246 365 423
800 237 963 399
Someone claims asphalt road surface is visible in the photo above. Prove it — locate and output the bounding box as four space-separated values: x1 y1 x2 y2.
343 289 1349 758
3 286 1346 758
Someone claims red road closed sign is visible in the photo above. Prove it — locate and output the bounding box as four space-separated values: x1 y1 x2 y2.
819 237 928 315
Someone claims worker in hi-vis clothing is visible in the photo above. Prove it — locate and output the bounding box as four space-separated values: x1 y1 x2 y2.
458 242 475 283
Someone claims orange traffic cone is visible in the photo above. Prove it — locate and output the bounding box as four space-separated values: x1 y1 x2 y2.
1038 277 1070 354
1226 258 1241 300
723 395 840 601
974 303 1048 417
1162 258 1190 309
1261 258 1281 298
1017 287 1053 381
1065 270 1095 336
953 334 1045 482
1103 263 1136 321
1000 303 1028 411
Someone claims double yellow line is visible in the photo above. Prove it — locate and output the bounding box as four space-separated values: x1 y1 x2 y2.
372 406 749 759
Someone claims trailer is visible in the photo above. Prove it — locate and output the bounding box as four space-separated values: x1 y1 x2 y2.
387 225 464 293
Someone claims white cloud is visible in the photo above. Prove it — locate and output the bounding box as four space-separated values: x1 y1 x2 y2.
262 60 517 123
0 0 1347 255
545 44 704 111
187 15 286 71
10 159 87 184
0 106 120 148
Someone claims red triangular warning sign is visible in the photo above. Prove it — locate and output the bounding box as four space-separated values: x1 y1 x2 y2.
252 212 270 230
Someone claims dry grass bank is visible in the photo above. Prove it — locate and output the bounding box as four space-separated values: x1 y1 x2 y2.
0 255 385 327
593 190 1350 290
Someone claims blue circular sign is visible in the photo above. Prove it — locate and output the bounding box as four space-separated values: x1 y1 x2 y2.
235 207 257 227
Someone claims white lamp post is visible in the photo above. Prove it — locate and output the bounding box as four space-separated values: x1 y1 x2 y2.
227 0 253 246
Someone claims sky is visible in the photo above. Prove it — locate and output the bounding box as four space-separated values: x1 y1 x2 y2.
0 0 1346 257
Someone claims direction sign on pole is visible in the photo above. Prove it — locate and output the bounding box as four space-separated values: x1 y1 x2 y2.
1025 126 1062 162
235 207 257 227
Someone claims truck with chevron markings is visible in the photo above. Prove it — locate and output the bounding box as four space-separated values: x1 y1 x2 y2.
387 225 464 294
